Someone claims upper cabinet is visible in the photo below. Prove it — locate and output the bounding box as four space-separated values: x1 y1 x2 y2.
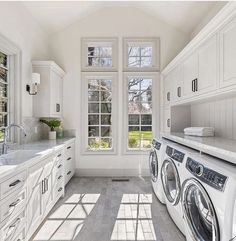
219 16 236 88
32 61 65 118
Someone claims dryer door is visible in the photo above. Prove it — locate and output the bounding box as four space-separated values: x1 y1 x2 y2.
161 158 181 206
149 149 158 182
182 178 220 241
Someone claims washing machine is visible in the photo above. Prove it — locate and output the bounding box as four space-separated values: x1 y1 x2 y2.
149 138 168 204
161 142 198 235
181 154 236 241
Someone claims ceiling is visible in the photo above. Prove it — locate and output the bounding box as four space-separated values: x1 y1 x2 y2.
22 1 226 35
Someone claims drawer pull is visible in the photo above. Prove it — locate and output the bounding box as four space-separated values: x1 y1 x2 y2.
67 157 71 161
58 187 63 192
57 154 62 157
9 180 21 187
67 146 71 149
67 171 72 175
9 198 21 207
58 175 63 180
58 164 62 169
6 217 21 237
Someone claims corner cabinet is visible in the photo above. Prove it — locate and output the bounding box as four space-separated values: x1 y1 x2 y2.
32 61 65 118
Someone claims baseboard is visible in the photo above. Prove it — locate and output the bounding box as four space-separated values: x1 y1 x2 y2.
75 168 150 177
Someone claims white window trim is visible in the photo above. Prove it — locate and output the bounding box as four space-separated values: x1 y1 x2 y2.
0 34 21 143
123 72 160 155
123 37 160 72
81 72 118 155
81 37 118 72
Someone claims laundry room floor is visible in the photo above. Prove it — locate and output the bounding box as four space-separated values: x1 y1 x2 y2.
31 177 185 241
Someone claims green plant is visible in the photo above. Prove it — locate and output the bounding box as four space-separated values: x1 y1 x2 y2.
128 137 138 148
40 118 61 131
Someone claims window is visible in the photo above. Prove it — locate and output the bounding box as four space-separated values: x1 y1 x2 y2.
0 52 9 141
124 73 159 153
123 38 160 71
81 38 118 71
82 73 117 153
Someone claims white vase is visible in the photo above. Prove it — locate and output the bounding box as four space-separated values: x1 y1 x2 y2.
49 131 56 140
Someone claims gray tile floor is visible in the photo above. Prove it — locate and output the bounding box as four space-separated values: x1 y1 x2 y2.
32 177 185 241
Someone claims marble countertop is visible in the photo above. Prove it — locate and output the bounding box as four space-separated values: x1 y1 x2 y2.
0 137 75 181
161 132 236 165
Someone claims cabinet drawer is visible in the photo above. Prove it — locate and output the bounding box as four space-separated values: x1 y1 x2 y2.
0 210 26 241
53 179 64 200
65 165 74 185
0 171 27 200
65 143 75 157
54 151 63 166
12 227 26 241
0 188 26 223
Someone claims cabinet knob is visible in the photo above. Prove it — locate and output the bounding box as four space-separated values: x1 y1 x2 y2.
167 92 170 101
167 119 170 128
177 87 181 97
56 103 60 112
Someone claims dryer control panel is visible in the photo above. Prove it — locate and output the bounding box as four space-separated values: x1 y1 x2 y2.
152 139 161 150
186 157 228 192
166 146 185 163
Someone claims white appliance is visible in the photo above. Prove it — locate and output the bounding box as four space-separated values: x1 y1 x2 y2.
161 142 198 235
149 138 167 204
181 154 236 241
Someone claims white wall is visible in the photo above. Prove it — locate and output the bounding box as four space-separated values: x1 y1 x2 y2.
191 97 236 140
49 7 190 176
0 2 49 119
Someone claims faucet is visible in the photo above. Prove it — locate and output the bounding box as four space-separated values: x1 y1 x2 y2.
1 124 27 155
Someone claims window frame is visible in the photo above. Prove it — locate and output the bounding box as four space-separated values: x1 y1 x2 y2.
0 34 21 143
81 38 118 72
123 37 160 72
123 72 159 155
81 72 118 155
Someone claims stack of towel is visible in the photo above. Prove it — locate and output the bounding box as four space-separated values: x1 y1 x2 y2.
184 127 215 137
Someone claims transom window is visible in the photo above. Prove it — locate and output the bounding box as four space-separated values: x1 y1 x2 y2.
127 77 153 150
81 38 118 71
123 38 160 71
0 52 9 141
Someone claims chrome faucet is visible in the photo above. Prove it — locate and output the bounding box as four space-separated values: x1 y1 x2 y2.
1 124 27 155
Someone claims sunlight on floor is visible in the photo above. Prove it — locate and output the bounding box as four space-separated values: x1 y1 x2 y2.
111 194 156 241
33 194 100 241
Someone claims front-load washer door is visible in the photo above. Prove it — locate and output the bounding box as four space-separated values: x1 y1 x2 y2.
161 158 181 206
182 178 220 241
149 149 158 182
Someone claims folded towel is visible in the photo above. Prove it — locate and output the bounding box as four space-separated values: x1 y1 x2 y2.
184 127 215 137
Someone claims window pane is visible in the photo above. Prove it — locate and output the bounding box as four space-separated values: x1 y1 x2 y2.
140 79 152 90
88 115 99 125
140 102 152 114
87 46 112 67
88 138 100 149
101 126 111 137
0 68 7 82
141 115 152 125
88 103 99 113
100 58 112 67
0 83 7 97
101 103 111 113
101 138 112 149
128 57 140 67
141 57 152 67
101 91 111 102
0 101 7 112
128 46 140 56
141 47 152 56
129 91 152 102
128 79 140 91
101 79 112 91
88 80 99 90
128 115 139 125
88 91 99 101
88 126 99 137
100 47 112 57
88 47 99 57
128 127 140 149
101 115 111 125
0 113 7 128
141 126 152 132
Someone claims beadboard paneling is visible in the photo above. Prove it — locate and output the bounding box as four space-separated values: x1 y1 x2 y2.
191 97 236 140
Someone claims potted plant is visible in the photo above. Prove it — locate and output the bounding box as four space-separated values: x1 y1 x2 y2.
40 118 61 140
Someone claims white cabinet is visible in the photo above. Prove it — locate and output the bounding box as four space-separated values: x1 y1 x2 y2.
32 61 65 118
64 142 75 186
163 108 171 133
198 34 218 94
219 16 236 88
171 65 183 103
163 74 172 107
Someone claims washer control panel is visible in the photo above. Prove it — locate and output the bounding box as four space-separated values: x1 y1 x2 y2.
166 146 185 163
152 139 161 150
186 157 227 192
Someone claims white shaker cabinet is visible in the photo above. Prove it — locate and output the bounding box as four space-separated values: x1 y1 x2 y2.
163 74 172 107
219 16 236 88
171 65 183 103
32 61 65 118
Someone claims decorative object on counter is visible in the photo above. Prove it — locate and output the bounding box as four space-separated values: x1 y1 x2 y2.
40 118 61 140
26 72 40 95
184 127 215 137
56 122 64 139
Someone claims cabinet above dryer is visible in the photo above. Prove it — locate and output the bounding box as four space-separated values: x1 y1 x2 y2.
32 61 65 118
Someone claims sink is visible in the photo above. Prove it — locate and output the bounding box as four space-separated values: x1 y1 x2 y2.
0 150 41 166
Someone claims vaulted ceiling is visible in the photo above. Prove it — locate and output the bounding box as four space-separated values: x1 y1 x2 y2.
22 1 226 35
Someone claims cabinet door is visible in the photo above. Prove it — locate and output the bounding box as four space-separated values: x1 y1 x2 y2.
163 74 172 107
163 108 171 133
220 16 236 88
172 65 183 103
198 34 218 94
182 52 198 98
50 70 63 117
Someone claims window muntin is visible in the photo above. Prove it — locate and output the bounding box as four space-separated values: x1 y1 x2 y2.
128 46 152 68
127 77 153 150
0 52 8 142
87 78 113 150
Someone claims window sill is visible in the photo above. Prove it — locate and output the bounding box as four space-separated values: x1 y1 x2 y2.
123 149 151 155
81 149 117 156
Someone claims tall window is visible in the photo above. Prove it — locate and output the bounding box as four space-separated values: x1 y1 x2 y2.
0 52 8 141
125 74 157 151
